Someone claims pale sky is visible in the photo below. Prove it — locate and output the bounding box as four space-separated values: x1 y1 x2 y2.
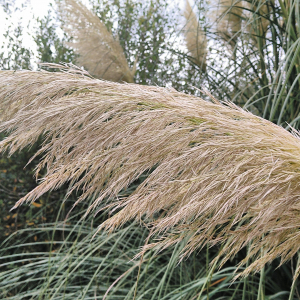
0 0 55 57
0 0 87 48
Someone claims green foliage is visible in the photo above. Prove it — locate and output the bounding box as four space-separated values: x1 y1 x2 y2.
0 1 32 70
0 206 295 299
0 133 78 248
90 0 204 90
34 7 77 67
0 1 76 71
0 135 39 240
196 0 300 129
0 24 32 70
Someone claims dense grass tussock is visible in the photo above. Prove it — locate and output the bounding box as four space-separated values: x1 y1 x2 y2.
1 67 300 278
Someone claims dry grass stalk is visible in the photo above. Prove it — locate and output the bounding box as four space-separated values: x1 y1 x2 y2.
58 0 135 82
184 0 207 71
1 67 300 278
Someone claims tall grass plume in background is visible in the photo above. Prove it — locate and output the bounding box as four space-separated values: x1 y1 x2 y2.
184 0 207 71
58 0 136 82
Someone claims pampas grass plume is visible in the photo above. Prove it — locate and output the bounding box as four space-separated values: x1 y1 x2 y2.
59 0 135 82
1 67 300 279
184 0 207 71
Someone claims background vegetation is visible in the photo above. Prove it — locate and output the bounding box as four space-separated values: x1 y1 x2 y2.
0 0 300 299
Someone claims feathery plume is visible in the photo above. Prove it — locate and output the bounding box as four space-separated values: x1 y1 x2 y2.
58 0 135 82
209 0 243 47
184 0 207 71
1 67 300 278
209 0 272 48
244 0 272 42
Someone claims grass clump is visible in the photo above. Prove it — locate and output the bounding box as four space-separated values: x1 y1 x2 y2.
1 67 300 284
